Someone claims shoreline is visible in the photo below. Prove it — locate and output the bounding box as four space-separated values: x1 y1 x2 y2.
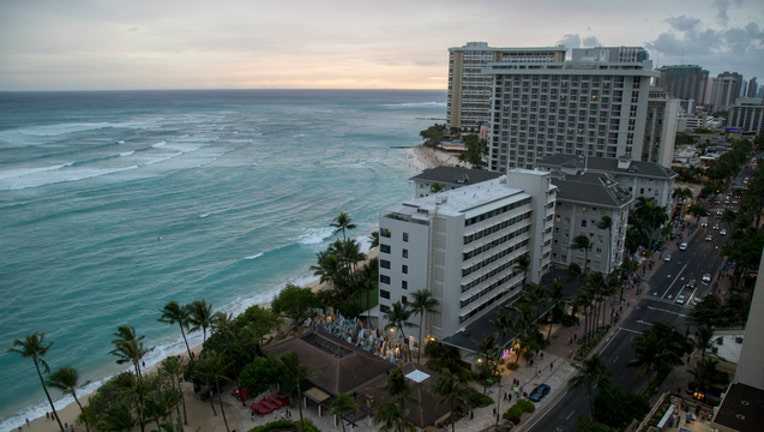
12 144 453 432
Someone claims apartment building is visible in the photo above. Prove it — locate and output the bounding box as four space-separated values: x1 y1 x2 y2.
484 47 659 171
447 42 566 131
548 171 633 275
377 169 556 341
537 154 677 212
655 65 709 108
709 72 744 113
643 88 680 168
727 97 764 135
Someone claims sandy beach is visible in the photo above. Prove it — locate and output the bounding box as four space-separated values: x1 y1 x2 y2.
18 145 457 432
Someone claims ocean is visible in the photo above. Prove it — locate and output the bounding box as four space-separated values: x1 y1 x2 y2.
0 89 446 428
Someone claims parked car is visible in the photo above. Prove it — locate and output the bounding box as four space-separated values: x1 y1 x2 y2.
664 254 672 262
676 295 686 305
687 279 697 289
702 273 712 283
528 384 551 402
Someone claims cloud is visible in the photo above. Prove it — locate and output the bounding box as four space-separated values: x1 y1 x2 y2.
582 36 601 47
713 0 743 26
666 16 702 32
557 34 581 51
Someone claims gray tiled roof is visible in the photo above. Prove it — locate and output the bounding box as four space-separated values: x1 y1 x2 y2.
410 166 502 185
538 154 677 179
552 171 634 208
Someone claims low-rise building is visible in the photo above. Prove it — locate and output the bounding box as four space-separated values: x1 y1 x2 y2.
377 169 556 343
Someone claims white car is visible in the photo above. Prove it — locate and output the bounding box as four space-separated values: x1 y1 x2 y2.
664 254 672 262
679 242 688 251
702 273 712 283
705 234 713 241
720 228 727 236
676 295 686 305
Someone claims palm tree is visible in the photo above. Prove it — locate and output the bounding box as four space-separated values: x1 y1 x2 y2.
410 289 440 365
693 325 715 362
384 301 415 364
279 352 309 432
158 301 193 360
110 325 151 380
570 234 593 275
672 187 694 219
7 332 66 432
197 350 232 432
376 367 416 432
513 253 531 290
159 356 188 425
46 366 90 432
596 215 613 273
568 354 611 415
627 322 690 383
331 211 357 241
188 299 214 343
329 392 358 432
368 231 380 249
431 369 465 432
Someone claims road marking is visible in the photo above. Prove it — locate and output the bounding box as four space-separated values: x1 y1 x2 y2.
565 410 576 420
662 263 688 298
618 327 644 335
636 319 653 326
646 305 687 317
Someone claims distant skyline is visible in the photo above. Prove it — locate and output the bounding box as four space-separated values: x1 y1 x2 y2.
1 0 763 91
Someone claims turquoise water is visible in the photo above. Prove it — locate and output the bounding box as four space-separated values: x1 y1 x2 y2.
0 89 446 427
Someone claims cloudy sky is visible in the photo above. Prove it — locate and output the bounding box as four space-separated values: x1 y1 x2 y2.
1 0 763 91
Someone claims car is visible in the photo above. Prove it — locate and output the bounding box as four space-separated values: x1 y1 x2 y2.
716 209 724 216
679 242 688 251
702 273 712 283
528 384 551 402
720 228 727 236
664 254 672 262
712 224 720 230
676 295 686 305
705 234 713 241
732 200 739 205
687 279 697 289
701 220 709 227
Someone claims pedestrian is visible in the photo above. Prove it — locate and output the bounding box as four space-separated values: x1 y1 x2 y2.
550 362 554 370
540 352 544 359
470 410 474 420
503 392 508 401
25 418 29 428
507 392 512 402
568 335 573 345
568 350 573 358
493 407 496 415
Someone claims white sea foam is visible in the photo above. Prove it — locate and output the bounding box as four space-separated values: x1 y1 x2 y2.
383 101 447 109
244 252 264 260
119 150 135 157
199 212 210 218
296 226 335 246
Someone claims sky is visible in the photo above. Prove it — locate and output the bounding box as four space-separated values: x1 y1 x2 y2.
1 0 763 91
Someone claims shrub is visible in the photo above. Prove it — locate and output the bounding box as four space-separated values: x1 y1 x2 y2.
249 419 320 432
502 399 536 423
470 391 494 407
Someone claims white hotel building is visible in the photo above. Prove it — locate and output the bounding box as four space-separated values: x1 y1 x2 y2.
377 169 556 341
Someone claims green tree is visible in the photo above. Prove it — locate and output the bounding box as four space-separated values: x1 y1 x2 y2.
368 231 380 249
331 212 357 241
158 301 193 360
329 392 358 432
188 299 214 343
196 350 232 431
109 325 151 381
672 187 694 219
596 215 614 272
431 369 466 432
159 355 188 426
591 385 649 430
279 352 309 431
46 366 91 432
690 358 730 394
513 253 531 290
409 289 440 365
627 323 690 383
568 354 611 415
239 355 282 397
693 325 715 361
375 367 416 432
570 235 593 275
7 332 66 432
384 301 415 364
271 284 321 332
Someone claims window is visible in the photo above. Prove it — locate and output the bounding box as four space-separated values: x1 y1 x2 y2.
581 220 587 227
402 265 408 274
380 304 390 313
380 289 390 299
402 280 408 290
380 275 390 284
402 232 409 242
380 228 392 238
380 244 391 253
402 296 408 304
402 249 408 258
380 260 391 269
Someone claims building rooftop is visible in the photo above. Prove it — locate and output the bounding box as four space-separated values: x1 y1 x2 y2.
388 177 531 221
712 382 764 432
410 165 502 186
552 171 634 208
538 154 678 179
